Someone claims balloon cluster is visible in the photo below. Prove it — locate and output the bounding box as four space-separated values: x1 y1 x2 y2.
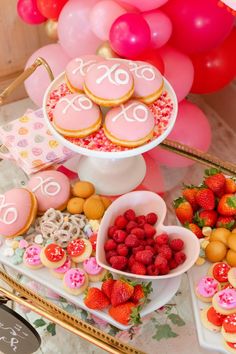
17 0 236 168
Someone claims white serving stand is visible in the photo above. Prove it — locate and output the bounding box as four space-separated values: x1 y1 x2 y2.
43 73 178 195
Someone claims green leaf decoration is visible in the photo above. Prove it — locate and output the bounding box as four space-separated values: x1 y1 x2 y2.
65 304 75 313
47 323 56 336
108 325 120 337
81 309 88 321
33 318 46 328
168 314 185 326
152 324 178 341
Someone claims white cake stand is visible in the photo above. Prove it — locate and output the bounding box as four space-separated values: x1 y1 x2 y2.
43 73 178 195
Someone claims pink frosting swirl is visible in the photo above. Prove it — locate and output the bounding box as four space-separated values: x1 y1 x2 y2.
83 257 103 275
196 276 219 298
54 257 71 274
24 245 42 266
216 289 236 309
64 268 86 289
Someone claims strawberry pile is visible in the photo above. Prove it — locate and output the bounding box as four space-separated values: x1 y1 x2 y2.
173 169 236 238
104 209 186 276
84 275 152 325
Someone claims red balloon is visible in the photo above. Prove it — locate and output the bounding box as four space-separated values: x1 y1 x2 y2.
17 0 46 24
133 48 165 74
163 0 234 54
190 28 236 93
37 0 68 20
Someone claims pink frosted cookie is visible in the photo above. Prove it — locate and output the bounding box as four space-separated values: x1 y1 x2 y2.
27 170 70 215
104 100 155 147
84 60 134 106
51 257 73 279
195 276 220 303
83 257 107 282
65 55 103 93
23 244 43 270
212 288 236 315
63 268 89 295
53 93 102 138
0 188 37 238
127 60 164 104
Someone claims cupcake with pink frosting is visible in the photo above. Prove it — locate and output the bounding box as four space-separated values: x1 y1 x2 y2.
63 268 88 295
195 276 220 303
50 257 74 279
23 245 43 270
83 257 107 282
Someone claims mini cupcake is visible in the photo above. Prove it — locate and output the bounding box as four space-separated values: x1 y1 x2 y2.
67 238 92 263
63 268 89 295
50 257 73 279
83 257 107 282
212 289 236 315
23 245 43 270
195 276 220 303
200 306 226 332
40 243 66 269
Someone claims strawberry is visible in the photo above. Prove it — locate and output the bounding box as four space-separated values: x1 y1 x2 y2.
109 302 141 325
204 168 226 197
194 210 218 227
196 188 215 210
186 222 203 239
130 282 153 305
225 178 236 194
218 194 236 216
111 279 134 306
101 274 115 299
182 185 199 211
84 288 110 310
173 197 193 224
216 216 236 230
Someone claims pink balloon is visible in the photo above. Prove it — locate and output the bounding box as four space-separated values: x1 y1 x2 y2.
109 13 151 58
117 0 168 11
17 0 46 24
148 100 212 168
90 1 126 41
163 0 234 54
24 44 70 107
158 46 194 102
143 10 172 49
58 0 102 58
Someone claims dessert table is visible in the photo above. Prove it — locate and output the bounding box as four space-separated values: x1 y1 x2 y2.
1 94 235 354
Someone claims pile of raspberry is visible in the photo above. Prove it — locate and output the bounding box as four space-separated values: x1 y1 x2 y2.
104 209 186 276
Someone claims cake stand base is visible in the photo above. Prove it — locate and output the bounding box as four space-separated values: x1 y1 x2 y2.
77 155 146 196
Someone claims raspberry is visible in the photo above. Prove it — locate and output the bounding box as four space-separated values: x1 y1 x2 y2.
110 256 127 270
159 264 170 275
108 225 118 238
124 209 136 221
158 245 172 260
126 221 138 233
131 227 145 239
114 215 128 229
104 239 117 251
117 243 129 257
135 250 153 265
139 239 147 247
113 230 127 243
147 264 159 275
136 215 146 227
145 245 155 253
128 254 136 269
146 238 155 246
155 233 169 246
132 245 145 255
155 255 167 268
154 243 161 254
131 262 146 275
169 259 178 270
146 212 158 225
174 251 186 265
125 234 140 248
143 224 156 238
169 239 184 252
106 250 118 263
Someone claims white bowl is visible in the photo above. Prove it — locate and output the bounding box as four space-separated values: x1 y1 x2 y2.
97 191 200 280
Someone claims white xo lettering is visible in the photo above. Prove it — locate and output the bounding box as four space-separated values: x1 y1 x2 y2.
60 95 93 114
129 62 155 81
112 103 148 123
96 64 129 86
32 176 61 196
72 58 96 76
0 195 17 225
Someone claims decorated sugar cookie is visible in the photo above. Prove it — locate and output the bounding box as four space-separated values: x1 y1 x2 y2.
84 60 134 106
67 238 92 263
63 268 89 295
0 188 37 238
40 243 66 269
27 170 70 215
104 100 155 147
222 313 236 343
65 55 103 93
53 93 102 138
212 288 236 315
83 256 107 282
23 244 43 270
51 257 73 279
195 276 220 303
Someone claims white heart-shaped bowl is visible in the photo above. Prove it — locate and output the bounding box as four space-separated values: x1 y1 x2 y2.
97 191 200 280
